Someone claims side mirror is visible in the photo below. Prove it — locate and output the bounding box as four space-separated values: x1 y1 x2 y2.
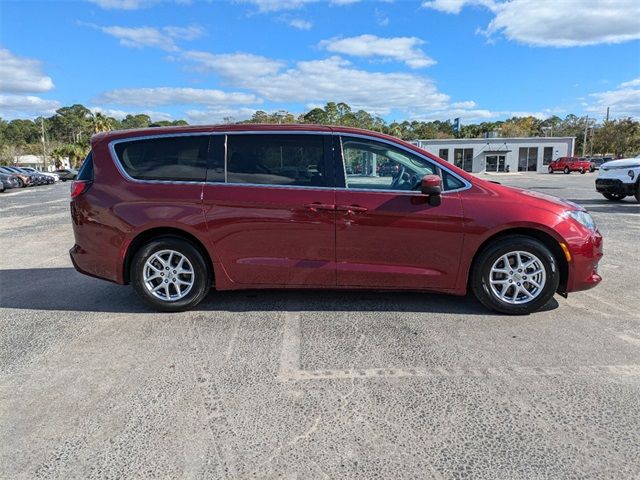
420 174 442 206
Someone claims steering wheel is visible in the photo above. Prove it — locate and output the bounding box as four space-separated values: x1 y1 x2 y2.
391 166 406 189
410 174 424 191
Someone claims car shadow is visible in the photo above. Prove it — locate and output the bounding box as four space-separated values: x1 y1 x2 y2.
567 198 639 214
0 267 559 315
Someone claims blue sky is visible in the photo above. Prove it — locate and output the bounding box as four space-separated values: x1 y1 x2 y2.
1 0 639 124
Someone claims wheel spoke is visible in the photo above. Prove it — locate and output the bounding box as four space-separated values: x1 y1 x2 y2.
143 249 195 302
488 250 547 305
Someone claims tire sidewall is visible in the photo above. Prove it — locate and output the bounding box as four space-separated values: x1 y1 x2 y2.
131 237 210 312
472 237 560 315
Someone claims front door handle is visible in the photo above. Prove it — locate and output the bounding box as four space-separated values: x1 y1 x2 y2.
304 203 335 212
336 204 368 214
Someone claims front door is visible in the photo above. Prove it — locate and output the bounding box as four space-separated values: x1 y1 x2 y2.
335 136 465 290
486 154 506 172
202 133 336 286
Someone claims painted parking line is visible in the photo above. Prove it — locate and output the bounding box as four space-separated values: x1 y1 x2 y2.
277 313 640 382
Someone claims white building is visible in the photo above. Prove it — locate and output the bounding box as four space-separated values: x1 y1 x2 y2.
14 154 71 171
413 137 575 173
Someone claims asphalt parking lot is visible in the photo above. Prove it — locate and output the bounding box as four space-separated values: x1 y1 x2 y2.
1 173 639 479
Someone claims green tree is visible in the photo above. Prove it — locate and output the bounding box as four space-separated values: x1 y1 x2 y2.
121 114 151 130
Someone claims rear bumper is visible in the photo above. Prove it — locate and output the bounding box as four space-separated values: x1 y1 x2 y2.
565 231 603 293
69 244 119 283
595 178 636 195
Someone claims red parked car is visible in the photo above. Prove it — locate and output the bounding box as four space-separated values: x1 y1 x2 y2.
70 125 603 314
548 156 591 174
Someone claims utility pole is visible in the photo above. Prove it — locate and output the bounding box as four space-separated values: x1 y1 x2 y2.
605 107 610 123
40 117 48 171
582 115 589 157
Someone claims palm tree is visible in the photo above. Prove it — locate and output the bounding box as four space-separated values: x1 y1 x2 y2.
90 112 115 133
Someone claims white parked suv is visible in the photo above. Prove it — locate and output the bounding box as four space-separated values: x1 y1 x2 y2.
595 156 640 203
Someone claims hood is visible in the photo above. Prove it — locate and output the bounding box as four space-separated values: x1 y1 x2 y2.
601 156 640 170
477 178 585 213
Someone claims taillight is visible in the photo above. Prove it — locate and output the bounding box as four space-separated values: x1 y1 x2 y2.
70 180 91 199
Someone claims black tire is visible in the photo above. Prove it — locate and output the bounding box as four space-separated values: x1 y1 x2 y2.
564 167 570 174
634 182 640 203
131 236 211 312
579 168 586 174
602 193 626 201
590 167 595 173
471 236 559 315
548 167 553 174
61 178 67 182
16 178 25 188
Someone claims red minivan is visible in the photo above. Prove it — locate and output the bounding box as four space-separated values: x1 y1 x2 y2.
70 125 603 314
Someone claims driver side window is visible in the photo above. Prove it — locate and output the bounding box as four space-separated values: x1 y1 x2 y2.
341 137 436 192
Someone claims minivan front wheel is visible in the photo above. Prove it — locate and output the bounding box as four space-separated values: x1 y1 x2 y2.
471 236 559 315
131 237 211 312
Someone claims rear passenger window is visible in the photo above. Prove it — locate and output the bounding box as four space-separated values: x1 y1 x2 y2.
114 135 209 181
227 134 327 187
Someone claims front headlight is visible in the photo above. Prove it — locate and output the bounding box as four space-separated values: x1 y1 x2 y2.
567 210 596 231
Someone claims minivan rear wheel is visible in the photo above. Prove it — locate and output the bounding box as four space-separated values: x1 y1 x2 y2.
131 236 211 312
471 236 559 315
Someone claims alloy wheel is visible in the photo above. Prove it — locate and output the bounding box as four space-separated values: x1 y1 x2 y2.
143 249 195 301
488 251 547 305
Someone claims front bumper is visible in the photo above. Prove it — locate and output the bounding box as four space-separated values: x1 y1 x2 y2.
595 178 636 195
565 231 603 293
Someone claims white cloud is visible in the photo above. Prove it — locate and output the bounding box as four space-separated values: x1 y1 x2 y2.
87 24 204 51
320 34 435 68
183 51 285 77
90 106 174 121
287 18 313 30
237 0 359 12
485 0 640 47
88 0 191 10
190 54 449 115
586 78 640 119
0 94 61 118
0 49 54 94
422 0 494 14
424 0 640 47
186 107 259 124
162 25 206 41
96 87 260 107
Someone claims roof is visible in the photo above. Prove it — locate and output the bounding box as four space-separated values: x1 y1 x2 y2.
91 123 409 146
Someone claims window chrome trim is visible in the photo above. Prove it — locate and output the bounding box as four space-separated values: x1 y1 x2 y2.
107 129 473 192
337 132 472 194
205 182 335 191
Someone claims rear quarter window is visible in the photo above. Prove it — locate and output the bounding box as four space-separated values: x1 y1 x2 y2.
77 152 94 181
113 135 209 181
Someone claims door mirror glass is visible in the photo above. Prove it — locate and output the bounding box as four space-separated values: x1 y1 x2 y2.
421 174 442 206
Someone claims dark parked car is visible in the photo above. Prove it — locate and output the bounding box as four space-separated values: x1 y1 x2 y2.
70 125 603 315
588 157 613 172
0 166 31 187
3 166 47 185
21 167 58 183
0 172 20 192
54 169 78 181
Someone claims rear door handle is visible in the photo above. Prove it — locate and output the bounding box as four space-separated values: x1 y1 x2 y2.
304 203 335 212
336 204 368 214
